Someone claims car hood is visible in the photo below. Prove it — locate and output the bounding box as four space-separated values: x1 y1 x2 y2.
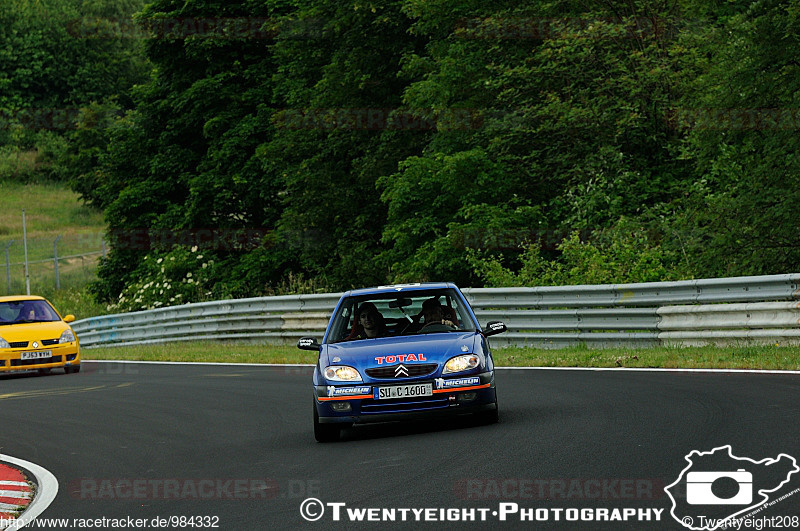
0 321 71 342
323 332 478 370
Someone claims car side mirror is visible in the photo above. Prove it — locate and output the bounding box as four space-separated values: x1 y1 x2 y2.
297 337 322 351
63 314 76 323
483 321 507 337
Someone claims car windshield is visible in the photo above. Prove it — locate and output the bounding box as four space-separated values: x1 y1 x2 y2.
328 288 476 343
0 300 61 324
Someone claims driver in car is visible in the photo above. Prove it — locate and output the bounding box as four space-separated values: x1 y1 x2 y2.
420 298 456 330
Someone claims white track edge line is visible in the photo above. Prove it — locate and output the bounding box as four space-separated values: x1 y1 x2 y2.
83 360 800 375
0 455 58 530
85 360 310 367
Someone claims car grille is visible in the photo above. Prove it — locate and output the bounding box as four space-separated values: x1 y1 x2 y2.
6 339 59 348
10 356 61 367
365 363 438 379
360 395 450 414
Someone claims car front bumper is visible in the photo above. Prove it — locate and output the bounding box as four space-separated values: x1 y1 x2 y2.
314 371 496 424
0 343 80 373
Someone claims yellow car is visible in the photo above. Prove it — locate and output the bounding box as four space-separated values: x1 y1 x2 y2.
0 296 81 375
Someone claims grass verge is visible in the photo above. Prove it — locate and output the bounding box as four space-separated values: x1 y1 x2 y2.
82 342 800 370
85 342 319 365
1 180 106 299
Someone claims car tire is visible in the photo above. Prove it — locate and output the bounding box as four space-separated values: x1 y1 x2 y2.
37 368 52 376
64 365 81 374
475 398 499 425
313 402 340 442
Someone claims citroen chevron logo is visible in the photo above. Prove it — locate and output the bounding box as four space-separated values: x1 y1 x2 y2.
395 364 409 377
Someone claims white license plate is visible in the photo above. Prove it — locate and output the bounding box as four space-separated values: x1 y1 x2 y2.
375 383 432 400
20 350 52 360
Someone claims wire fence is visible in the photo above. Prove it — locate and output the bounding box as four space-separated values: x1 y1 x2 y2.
1 234 105 295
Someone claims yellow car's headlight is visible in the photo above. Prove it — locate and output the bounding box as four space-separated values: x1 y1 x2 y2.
0 337 9 349
443 354 480 374
324 365 362 382
59 329 76 343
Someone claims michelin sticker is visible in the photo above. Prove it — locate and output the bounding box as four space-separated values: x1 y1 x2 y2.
665 445 799 530
435 377 480 389
327 386 371 397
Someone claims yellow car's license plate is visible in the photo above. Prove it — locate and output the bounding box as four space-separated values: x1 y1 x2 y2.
375 383 432 400
20 350 52 360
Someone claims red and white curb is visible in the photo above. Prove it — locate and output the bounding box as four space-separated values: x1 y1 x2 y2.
0 456 58 531
0 465 31 527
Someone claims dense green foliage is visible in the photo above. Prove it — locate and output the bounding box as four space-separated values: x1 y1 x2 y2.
5 0 799 307
0 0 148 181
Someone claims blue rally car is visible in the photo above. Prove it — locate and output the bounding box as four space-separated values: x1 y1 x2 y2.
298 283 507 442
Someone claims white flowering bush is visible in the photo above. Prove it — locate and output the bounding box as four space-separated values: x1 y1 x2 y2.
107 246 216 312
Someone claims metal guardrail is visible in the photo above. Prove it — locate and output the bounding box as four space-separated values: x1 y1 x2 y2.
71 274 800 349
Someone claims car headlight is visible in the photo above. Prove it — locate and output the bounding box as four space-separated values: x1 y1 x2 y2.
324 365 362 382
0 337 9 349
443 354 480 374
59 329 76 344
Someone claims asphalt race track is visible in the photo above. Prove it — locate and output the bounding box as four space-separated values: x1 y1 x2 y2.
3 362 800 530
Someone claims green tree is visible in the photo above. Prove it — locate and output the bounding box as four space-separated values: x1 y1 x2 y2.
380 0 691 285
671 0 800 275
262 0 428 289
92 0 286 301
0 0 148 181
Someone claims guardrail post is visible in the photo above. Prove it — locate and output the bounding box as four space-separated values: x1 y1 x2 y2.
4 240 13 293
22 209 30 295
53 235 62 290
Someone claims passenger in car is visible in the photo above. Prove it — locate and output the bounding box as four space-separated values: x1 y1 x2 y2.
348 301 388 340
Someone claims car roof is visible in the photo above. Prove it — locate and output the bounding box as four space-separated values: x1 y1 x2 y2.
0 295 47 303
343 282 457 297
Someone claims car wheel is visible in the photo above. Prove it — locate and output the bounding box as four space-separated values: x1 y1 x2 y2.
37 368 52 376
313 402 340 442
64 365 81 374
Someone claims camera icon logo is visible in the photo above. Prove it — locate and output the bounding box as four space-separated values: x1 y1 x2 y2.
686 469 752 505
